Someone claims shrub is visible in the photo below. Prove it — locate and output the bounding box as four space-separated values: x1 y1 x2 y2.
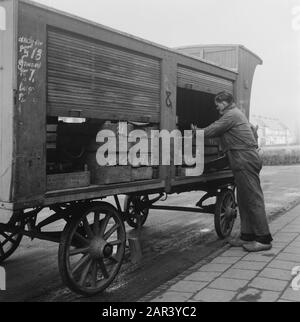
261 146 300 166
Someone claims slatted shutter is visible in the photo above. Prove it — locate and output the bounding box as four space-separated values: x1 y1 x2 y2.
178 66 234 94
47 29 161 122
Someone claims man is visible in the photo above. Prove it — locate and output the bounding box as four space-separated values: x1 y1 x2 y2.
192 91 273 252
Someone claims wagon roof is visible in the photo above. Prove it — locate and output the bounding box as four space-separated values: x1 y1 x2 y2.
175 44 263 66
19 0 239 75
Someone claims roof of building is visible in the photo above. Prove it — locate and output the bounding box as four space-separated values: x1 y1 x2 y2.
251 115 289 131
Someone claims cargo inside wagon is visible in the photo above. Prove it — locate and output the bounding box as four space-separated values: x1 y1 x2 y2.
46 117 160 191
176 87 229 175
45 86 230 191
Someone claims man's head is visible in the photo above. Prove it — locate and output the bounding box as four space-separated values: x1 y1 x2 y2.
215 91 234 115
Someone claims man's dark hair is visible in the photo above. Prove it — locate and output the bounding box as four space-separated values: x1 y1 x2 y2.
215 91 234 105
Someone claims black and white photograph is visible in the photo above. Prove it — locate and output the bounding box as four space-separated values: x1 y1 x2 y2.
0 0 300 306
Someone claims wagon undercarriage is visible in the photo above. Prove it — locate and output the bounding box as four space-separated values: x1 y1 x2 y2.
0 181 237 296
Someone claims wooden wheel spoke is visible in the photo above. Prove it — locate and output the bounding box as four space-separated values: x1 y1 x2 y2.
109 240 122 246
69 247 90 256
79 258 93 286
0 231 16 244
91 261 98 287
0 231 9 239
225 195 233 207
226 201 233 209
82 217 94 239
129 214 138 221
0 243 5 257
104 224 120 240
99 215 111 237
141 208 148 216
71 254 91 275
98 258 109 279
109 254 120 264
220 213 228 230
93 211 100 235
2 236 17 248
1 239 10 248
74 232 90 247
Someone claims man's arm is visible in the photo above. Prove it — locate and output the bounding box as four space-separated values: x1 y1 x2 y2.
203 112 234 138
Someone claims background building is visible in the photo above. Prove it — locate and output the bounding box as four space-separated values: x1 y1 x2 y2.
251 115 294 147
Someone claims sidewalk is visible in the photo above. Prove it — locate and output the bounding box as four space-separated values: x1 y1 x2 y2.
140 203 300 302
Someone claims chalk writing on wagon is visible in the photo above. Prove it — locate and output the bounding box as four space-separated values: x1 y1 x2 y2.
18 36 43 103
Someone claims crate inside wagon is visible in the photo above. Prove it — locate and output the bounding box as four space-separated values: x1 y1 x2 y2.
46 118 159 188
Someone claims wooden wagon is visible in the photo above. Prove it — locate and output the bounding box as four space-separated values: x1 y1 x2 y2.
0 0 262 295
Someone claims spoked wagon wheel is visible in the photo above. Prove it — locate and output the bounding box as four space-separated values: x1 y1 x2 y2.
0 213 24 264
124 195 150 229
214 189 237 239
58 202 126 296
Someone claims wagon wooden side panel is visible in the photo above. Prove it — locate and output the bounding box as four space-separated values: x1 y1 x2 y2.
175 44 263 118
14 1 47 205
235 47 263 119
0 0 260 212
0 0 16 205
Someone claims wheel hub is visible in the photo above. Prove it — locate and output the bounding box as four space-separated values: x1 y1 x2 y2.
89 237 113 259
103 244 113 258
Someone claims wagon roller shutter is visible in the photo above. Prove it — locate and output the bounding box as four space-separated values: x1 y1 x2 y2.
47 29 161 122
178 66 234 94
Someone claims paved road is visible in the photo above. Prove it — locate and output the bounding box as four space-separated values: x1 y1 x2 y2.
1 165 300 302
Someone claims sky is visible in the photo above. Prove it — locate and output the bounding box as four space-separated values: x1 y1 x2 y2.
35 0 300 133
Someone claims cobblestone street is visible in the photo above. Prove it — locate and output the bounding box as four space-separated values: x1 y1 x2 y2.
142 203 300 302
